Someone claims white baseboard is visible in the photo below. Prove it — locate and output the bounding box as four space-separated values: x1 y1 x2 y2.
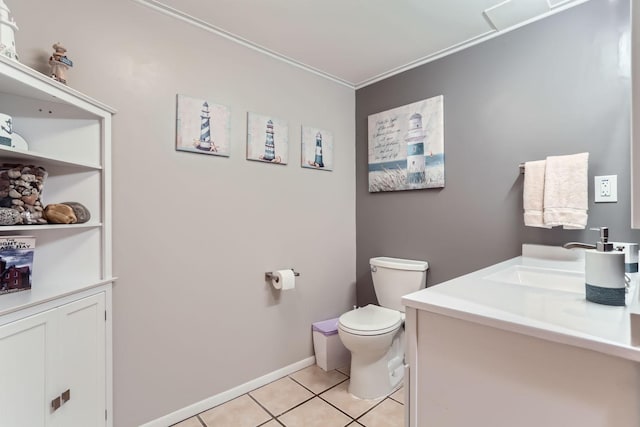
139 356 316 427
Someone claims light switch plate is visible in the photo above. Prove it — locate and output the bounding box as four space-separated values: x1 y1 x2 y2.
595 175 617 203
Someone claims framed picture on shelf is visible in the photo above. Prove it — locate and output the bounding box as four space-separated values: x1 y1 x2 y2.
176 94 231 157
0 236 35 296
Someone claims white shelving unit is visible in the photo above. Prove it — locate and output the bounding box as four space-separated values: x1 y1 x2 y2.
0 55 115 427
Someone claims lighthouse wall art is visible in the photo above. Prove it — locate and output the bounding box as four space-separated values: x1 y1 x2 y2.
367 95 444 193
246 112 289 165
176 94 231 157
301 126 333 171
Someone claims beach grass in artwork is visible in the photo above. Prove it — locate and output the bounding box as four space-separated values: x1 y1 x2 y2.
247 112 289 164
301 126 333 171
368 154 445 192
176 94 231 157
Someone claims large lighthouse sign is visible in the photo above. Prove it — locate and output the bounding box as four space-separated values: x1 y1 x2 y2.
367 95 444 193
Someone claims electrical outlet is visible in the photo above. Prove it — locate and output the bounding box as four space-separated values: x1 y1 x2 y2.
595 175 617 203
600 178 610 197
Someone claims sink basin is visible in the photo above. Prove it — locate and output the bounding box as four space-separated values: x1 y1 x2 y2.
484 265 585 293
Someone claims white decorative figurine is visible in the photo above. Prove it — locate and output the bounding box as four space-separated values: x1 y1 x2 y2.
49 43 73 85
0 0 18 61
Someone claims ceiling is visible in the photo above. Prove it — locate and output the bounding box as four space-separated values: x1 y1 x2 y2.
136 0 591 89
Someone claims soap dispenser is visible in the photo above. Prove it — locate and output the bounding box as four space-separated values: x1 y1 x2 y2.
584 227 626 306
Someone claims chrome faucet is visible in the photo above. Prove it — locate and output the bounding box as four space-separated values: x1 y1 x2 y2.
563 227 614 252
563 242 596 250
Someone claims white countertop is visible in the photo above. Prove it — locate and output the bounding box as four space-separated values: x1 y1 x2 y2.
402 244 640 362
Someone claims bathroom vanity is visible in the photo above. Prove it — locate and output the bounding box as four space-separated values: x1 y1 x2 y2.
402 245 640 427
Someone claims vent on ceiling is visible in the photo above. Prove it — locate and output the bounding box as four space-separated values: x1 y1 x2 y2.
483 0 551 31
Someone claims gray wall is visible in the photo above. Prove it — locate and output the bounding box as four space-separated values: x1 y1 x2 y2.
10 1 356 426
356 0 640 305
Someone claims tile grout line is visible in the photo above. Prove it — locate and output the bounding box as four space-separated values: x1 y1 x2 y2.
195 414 207 427
271 393 318 419
186 367 407 427
353 396 403 424
388 395 403 405
193 372 400 427
288 374 350 397
248 376 317 421
315 378 361 421
286 373 339 396
256 415 285 427
277 374 356 423
247 392 279 420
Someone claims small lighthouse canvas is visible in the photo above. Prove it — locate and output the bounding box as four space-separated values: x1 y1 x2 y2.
176 94 230 157
301 126 333 171
367 95 444 192
247 112 288 164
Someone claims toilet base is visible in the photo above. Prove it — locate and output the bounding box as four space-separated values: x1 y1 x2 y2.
347 329 404 399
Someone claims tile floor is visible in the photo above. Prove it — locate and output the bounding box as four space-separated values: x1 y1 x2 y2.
172 365 404 427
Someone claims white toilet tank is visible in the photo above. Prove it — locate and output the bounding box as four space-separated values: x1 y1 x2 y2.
371 257 429 312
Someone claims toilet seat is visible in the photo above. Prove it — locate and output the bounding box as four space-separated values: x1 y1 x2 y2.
338 304 402 336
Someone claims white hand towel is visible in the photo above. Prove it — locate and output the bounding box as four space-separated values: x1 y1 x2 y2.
523 160 550 228
543 152 589 229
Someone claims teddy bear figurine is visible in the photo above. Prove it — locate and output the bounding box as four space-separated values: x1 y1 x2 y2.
49 43 73 84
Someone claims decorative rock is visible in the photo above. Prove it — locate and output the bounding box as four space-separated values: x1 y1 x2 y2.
0 164 48 224
61 201 90 223
0 207 20 225
21 194 37 205
44 204 76 224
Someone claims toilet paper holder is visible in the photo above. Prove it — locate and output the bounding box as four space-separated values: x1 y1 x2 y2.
265 269 300 282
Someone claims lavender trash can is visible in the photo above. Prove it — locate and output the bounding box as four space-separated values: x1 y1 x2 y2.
312 318 350 371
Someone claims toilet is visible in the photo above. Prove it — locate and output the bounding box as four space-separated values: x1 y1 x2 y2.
338 257 428 399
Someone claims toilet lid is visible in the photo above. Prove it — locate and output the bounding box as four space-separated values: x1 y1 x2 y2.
338 304 402 336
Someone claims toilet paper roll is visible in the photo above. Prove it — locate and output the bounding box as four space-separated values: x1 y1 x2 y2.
272 269 295 290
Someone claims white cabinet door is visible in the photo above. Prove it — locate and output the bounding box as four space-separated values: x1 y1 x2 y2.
53 293 106 427
0 292 106 427
0 308 55 427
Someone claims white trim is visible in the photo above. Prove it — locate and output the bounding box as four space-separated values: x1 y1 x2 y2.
355 0 592 89
131 0 354 89
132 0 591 90
139 356 316 427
